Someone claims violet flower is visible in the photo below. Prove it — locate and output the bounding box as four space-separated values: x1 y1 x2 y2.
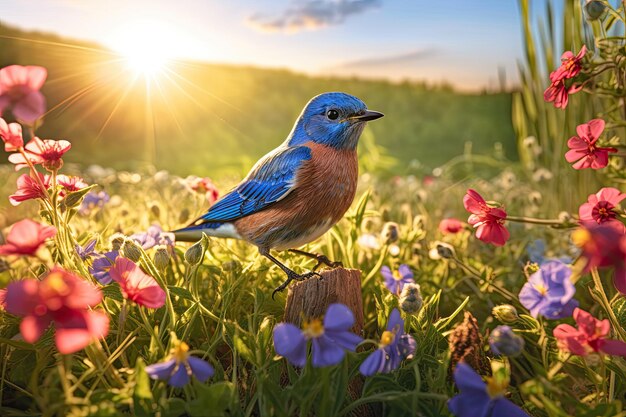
382 264 414 295
130 224 174 250
145 341 214 388
89 250 119 284
273 303 363 367
359 309 416 376
518 260 578 319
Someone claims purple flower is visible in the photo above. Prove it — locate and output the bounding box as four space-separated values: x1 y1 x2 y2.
75 239 97 261
79 191 109 215
448 363 530 417
489 326 524 357
518 260 578 319
273 303 363 368
382 264 414 295
360 309 416 376
145 341 214 388
130 224 174 250
89 250 119 284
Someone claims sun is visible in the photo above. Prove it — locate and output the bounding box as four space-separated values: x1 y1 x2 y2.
108 20 173 77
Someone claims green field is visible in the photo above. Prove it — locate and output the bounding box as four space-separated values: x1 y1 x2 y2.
0 22 515 180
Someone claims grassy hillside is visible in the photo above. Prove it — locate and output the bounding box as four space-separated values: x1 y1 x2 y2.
0 22 515 179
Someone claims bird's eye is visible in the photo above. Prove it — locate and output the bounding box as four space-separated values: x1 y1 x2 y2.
326 109 339 120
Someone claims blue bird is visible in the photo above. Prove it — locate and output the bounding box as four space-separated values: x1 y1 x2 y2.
173 92 383 296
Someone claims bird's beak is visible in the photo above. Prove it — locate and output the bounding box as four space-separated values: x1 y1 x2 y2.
354 110 384 122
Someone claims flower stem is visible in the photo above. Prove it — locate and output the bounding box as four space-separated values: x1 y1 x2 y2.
506 215 572 227
590 268 626 341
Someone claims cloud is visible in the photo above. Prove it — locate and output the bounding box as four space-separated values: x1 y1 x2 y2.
247 0 381 33
328 49 436 70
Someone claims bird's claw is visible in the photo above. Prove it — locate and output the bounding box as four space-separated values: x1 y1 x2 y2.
313 255 343 271
271 270 322 300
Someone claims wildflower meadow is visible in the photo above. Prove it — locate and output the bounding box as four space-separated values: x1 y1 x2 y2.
2 1 626 417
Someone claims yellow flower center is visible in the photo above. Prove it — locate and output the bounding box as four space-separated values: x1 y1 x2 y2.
393 270 403 281
302 318 325 338
380 330 396 347
485 376 507 398
534 283 548 296
172 341 190 363
45 272 69 295
572 228 591 247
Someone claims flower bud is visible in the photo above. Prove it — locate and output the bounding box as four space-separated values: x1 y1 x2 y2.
528 191 542 206
399 283 423 314
429 242 455 260
149 201 161 218
558 211 572 224
178 208 190 224
121 239 142 262
492 304 519 324
185 241 205 265
222 260 241 272
153 245 170 271
381 222 400 244
489 325 524 357
585 0 606 20
110 233 126 251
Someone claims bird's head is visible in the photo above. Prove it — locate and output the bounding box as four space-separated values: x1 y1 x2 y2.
288 92 383 150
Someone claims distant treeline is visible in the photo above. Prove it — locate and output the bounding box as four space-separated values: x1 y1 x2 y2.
0 22 515 178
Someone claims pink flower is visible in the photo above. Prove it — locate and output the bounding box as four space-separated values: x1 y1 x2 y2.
0 219 56 257
8 136 71 171
544 79 582 109
0 117 23 151
572 224 626 294
9 173 51 206
463 189 510 246
4 267 109 354
438 218 464 235
0 65 47 124
579 187 626 232
565 119 617 169
553 308 626 357
550 46 587 82
109 257 166 308
186 176 219 205
57 175 88 195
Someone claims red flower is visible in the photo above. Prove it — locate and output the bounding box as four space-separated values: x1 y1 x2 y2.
572 224 626 294
579 187 626 232
0 65 47 124
0 219 56 257
186 176 219 205
550 46 587 82
57 175 88 195
109 257 165 309
565 119 617 169
4 267 109 354
438 218 464 235
9 173 51 206
8 136 71 171
0 117 23 151
463 189 509 246
544 78 582 109
554 308 626 357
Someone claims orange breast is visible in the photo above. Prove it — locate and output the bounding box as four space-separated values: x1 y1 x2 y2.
234 142 358 250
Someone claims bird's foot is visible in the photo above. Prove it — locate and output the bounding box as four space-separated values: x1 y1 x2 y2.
272 270 322 300
288 249 343 271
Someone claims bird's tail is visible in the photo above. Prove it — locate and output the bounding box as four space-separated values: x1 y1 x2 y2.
171 221 242 242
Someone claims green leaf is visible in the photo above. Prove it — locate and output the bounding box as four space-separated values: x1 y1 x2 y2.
133 358 154 417
168 285 195 301
187 382 239 417
60 184 98 210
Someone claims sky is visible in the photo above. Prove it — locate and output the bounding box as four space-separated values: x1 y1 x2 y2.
0 0 539 91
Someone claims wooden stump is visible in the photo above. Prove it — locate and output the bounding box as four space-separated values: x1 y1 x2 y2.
284 268 364 334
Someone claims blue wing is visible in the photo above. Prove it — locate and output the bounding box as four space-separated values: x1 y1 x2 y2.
192 145 312 224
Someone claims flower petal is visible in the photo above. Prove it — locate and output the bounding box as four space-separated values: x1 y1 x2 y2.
273 323 307 367
491 398 531 417
187 356 214 382
311 334 345 367
453 363 487 393
359 348 385 376
168 363 190 388
145 359 177 380
323 303 355 332
20 315 50 344
12 91 46 124
600 339 626 357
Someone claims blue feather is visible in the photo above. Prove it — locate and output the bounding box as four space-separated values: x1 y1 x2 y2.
192 145 312 224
